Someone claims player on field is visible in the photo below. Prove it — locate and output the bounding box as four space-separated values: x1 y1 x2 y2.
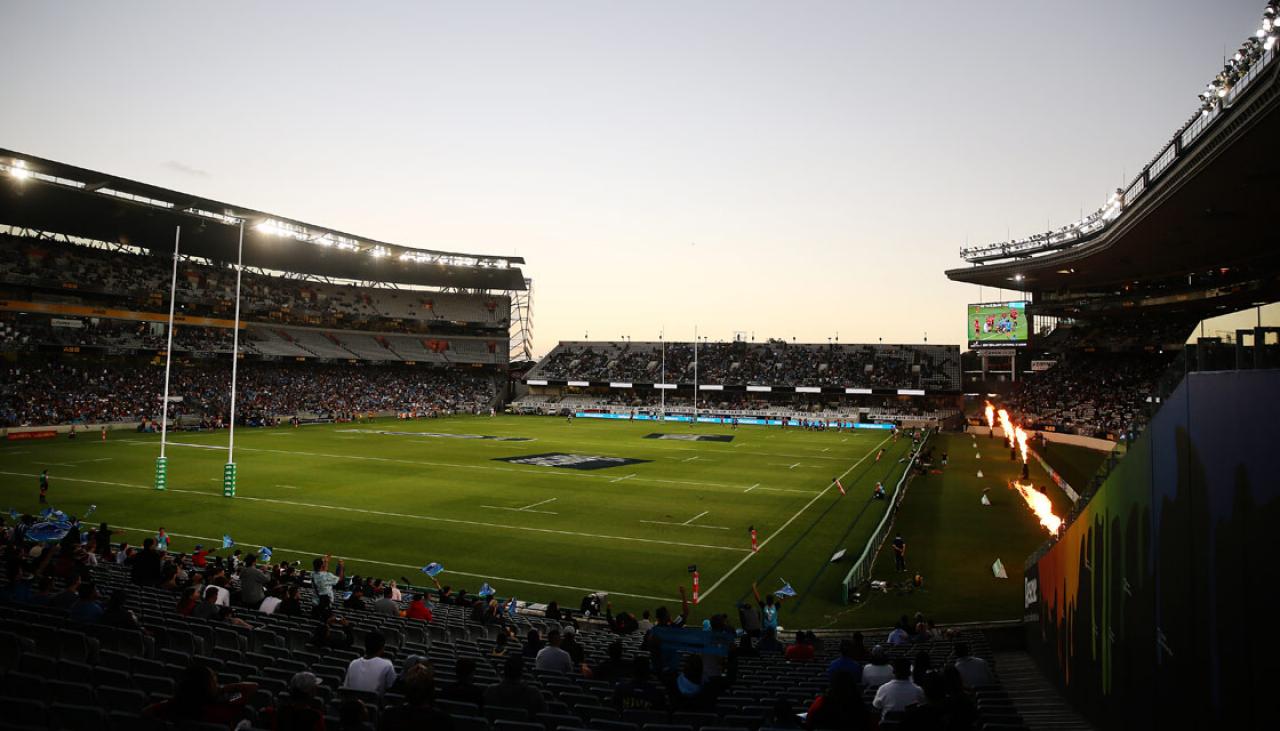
39 469 49 504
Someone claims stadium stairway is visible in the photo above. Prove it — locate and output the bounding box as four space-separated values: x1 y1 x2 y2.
991 651 1094 731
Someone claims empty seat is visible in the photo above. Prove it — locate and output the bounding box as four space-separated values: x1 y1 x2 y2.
51 702 108 731
98 685 148 713
487 705 532 723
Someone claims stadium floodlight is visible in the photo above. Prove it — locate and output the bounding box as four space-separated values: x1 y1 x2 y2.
10 160 30 180
1014 274 1024 282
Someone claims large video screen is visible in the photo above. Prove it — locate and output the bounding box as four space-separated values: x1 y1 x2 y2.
968 301 1028 348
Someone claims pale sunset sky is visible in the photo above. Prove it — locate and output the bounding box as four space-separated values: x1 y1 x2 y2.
0 1 1265 356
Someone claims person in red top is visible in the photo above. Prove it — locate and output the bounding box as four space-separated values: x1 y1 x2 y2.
404 593 433 621
784 631 816 662
192 545 212 568
145 662 257 728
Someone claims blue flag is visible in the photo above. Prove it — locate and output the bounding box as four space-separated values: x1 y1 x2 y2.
421 562 444 578
27 520 73 543
774 579 797 598
478 582 495 598
259 546 273 562
222 534 235 549
84 504 96 518
506 597 518 618
7 508 17 521
40 507 53 520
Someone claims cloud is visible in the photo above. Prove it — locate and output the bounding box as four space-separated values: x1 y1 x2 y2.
162 160 210 178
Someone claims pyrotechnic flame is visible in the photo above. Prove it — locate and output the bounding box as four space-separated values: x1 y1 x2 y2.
1014 426 1029 463
997 409 1014 447
1013 480 1062 534
984 403 995 429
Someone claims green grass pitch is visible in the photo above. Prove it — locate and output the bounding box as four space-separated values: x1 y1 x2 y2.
1 416 904 626
0 417 1071 628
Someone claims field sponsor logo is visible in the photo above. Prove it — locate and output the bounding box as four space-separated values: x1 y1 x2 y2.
643 433 734 443
336 429 531 442
494 452 650 470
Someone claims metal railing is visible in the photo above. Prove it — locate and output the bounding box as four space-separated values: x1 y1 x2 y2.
841 430 931 602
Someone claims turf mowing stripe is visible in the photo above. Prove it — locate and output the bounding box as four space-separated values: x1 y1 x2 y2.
121 439 820 495
695 432 894 603
0 470 748 553
104 524 673 601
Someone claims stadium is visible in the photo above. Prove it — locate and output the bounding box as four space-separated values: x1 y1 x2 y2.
1 2 1278 730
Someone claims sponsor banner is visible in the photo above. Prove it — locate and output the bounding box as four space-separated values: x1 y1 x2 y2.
644 433 734 442
698 384 724 391
897 388 926 396
795 386 821 393
855 423 894 430
7 430 58 441
50 318 83 328
609 382 633 388
1031 360 1057 372
494 452 649 470
567 380 590 387
845 387 872 394
526 379 548 386
335 429 532 442
746 385 772 392
654 383 677 390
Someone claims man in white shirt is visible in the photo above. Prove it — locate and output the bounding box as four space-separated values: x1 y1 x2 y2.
535 629 574 674
258 587 284 615
344 632 396 696
952 642 994 687
873 658 925 717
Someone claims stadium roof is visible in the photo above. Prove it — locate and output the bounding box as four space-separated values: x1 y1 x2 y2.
0 149 527 291
947 33 1280 297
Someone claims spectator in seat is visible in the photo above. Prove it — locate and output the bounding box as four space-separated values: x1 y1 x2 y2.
69 582 104 623
785 630 816 662
484 655 546 716
382 662 454 731
804 670 868 730
738 600 762 637
872 658 925 718
344 631 396 697
404 592 432 621
278 585 304 616
237 554 269 607
47 572 81 611
862 646 893 687
535 628 574 674
261 671 326 731
176 586 199 616
827 638 864 683
561 624 586 667
373 585 399 617
522 628 543 658
952 641 993 688
439 656 486 707
259 586 284 615
193 586 223 620
757 627 784 654
145 662 257 728
129 537 163 586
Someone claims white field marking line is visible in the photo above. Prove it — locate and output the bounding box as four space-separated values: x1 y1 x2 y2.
822 448 830 452
744 483 760 493
0 470 746 554
66 457 113 465
610 473 636 484
684 510 709 525
682 456 699 462
119 440 762 494
275 484 301 490
841 438 848 443
638 520 730 531
6 450 29 455
480 505 559 515
105 524 672 602
696 432 894 603
519 497 558 511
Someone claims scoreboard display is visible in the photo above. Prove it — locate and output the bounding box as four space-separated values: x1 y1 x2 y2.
968 301 1028 348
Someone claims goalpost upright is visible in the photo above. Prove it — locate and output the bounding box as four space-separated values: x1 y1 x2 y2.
156 225 181 491
223 219 245 497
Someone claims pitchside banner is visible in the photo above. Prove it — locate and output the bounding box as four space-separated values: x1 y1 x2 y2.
575 412 893 429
